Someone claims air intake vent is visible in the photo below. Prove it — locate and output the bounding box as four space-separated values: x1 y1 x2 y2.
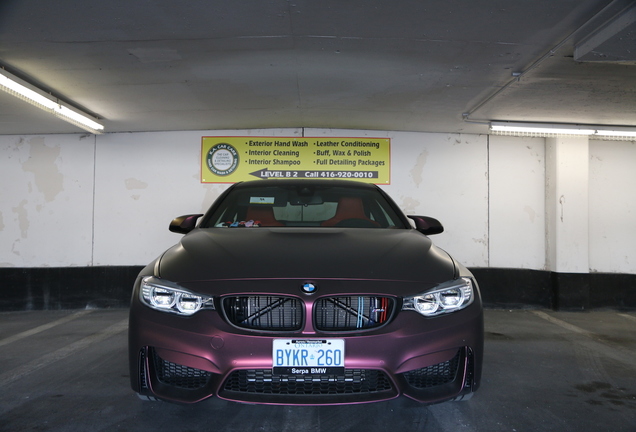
223 295 303 331
151 349 212 389
314 296 394 331
403 350 461 389
223 369 393 395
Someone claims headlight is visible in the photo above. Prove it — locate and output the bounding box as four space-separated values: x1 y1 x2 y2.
140 276 214 316
402 277 474 317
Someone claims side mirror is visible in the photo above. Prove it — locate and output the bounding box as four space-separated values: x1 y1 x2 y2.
407 215 444 235
169 214 204 234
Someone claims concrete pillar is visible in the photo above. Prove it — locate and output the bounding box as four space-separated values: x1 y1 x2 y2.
545 137 590 308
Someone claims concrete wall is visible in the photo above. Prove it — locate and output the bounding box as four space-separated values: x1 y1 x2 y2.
1 129 635 277
589 139 636 274
489 135 545 269
1 134 95 267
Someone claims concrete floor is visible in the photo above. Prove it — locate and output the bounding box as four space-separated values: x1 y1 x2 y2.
0 308 634 432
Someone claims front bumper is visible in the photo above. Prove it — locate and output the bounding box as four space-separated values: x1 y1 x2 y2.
129 280 483 405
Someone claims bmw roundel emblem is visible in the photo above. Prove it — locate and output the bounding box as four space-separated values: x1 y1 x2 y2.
302 283 317 294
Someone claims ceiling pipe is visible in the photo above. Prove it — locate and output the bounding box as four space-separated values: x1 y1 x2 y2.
462 0 627 124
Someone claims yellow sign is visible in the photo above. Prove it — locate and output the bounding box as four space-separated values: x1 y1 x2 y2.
201 137 391 184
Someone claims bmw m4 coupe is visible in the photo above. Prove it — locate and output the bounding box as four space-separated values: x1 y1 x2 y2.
129 179 483 405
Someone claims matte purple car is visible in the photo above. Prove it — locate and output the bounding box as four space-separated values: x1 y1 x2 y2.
128 179 483 405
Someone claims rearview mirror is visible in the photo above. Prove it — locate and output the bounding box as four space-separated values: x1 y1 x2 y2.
169 214 204 234
407 215 444 235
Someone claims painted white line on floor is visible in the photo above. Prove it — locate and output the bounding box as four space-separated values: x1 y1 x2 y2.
0 318 128 388
0 310 94 348
531 310 590 336
531 310 635 367
618 313 636 323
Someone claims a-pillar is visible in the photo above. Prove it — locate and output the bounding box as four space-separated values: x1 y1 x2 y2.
545 136 590 309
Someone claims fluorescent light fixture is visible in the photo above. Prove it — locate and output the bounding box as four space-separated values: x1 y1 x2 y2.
594 129 636 138
490 122 595 136
490 122 636 141
0 68 104 134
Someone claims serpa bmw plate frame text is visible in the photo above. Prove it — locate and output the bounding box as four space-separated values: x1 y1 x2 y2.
273 339 345 374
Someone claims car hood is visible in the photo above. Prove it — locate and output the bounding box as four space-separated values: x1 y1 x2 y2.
157 228 456 283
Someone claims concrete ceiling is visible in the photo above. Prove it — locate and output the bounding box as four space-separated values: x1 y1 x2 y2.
0 0 634 136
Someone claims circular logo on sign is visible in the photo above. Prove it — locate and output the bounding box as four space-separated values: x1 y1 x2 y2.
302 283 317 294
206 143 239 176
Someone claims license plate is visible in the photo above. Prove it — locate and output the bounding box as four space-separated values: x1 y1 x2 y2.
272 339 345 375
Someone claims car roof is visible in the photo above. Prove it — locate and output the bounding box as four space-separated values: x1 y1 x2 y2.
231 179 381 190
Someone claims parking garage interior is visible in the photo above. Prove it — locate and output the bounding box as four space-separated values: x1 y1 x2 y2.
0 1 635 431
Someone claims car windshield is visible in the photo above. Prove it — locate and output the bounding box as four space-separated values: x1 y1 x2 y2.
203 183 407 228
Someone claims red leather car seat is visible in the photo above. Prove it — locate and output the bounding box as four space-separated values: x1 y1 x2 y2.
246 206 285 226
321 197 379 227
